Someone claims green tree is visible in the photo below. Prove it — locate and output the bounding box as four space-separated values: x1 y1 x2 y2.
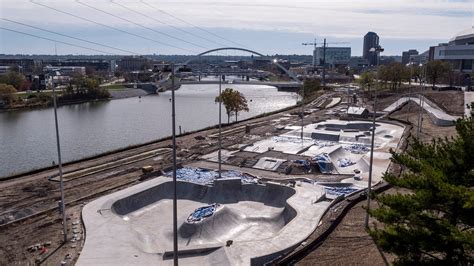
358 71 375 93
426 60 452 89
0 70 26 90
0 83 18 106
63 76 109 101
369 109 474 265
215 88 249 123
301 78 321 99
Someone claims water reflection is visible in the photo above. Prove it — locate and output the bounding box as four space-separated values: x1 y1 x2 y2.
0 84 296 178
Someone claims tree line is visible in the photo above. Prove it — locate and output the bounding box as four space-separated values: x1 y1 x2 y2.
0 72 110 108
359 60 465 91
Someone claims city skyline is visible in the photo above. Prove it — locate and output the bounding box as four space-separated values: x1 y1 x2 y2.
0 0 473 56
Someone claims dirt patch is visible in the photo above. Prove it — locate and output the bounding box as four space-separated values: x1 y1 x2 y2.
368 89 464 116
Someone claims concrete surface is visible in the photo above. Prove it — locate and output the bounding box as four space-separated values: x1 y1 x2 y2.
325 97 342 108
77 176 329 265
383 95 459 126
243 119 404 185
465 91 474 117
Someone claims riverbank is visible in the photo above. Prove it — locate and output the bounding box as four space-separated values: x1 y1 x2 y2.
0 98 301 180
0 85 302 179
0 88 148 112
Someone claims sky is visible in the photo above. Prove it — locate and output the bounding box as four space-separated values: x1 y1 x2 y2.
0 0 473 56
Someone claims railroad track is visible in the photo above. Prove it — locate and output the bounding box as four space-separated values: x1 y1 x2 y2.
0 176 142 228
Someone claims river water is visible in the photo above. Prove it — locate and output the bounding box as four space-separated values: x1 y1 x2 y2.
0 84 297 178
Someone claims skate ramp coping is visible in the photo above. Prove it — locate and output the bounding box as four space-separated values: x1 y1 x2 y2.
78 176 329 265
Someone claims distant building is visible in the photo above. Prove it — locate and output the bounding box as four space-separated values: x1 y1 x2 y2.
430 27 474 74
363 32 380 66
314 47 351 67
348 57 369 70
43 66 86 76
409 50 429 65
118 56 149 72
0 66 13 75
252 59 272 68
402 49 419 65
0 58 40 74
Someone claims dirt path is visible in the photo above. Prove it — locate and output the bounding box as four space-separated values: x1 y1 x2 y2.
296 199 393 266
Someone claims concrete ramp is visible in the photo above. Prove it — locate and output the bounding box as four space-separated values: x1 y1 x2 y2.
326 146 366 175
78 177 328 266
383 95 459 126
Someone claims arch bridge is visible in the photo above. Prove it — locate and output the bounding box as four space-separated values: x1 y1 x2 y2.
182 47 301 84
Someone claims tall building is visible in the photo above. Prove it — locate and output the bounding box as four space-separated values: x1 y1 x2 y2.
430 27 474 74
402 49 419 65
118 56 149 72
314 47 351 67
363 32 380 66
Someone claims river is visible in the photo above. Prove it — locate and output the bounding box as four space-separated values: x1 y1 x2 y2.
0 84 297 178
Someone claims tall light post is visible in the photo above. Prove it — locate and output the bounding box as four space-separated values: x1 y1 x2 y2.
300 80 305 140
170 64 178 265
417 63 426 139
365 45 383 229
51 78 68 242
218 72 222 179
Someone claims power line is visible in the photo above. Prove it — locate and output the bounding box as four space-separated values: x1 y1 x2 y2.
1 18 139 55
76 0 207 50
0 27 115 54
140 0 250 49
30 0 195 53
111 0 223 48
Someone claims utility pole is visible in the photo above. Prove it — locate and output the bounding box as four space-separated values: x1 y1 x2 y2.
218 73 222 179
170 64 178 266
417 65 426 139
365 45 384 229
301 81 305 140
51 79 68 243
322 38 327 87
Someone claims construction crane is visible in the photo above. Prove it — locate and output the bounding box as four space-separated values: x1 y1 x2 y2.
302 38 350 86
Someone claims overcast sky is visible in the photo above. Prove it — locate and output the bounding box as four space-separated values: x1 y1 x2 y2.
0 0 472 56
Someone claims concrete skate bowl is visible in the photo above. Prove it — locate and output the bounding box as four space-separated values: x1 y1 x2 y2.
78 176 328 265
326 146 370 175
108 179 299 262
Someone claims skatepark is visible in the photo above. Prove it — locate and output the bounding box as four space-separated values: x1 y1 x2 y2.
77 175 329 265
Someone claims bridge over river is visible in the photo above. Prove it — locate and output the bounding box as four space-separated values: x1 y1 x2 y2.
179 80 301 92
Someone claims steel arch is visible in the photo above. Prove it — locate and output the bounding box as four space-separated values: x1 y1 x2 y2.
183 47 301 83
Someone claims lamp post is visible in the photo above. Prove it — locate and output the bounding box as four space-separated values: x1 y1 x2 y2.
218 72 222 179
51 78 68 243
170 64 178 265
301 80 305 140
365 45 383 229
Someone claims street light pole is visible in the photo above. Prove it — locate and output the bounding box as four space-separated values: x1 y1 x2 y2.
365 45 383 229
170 64 178 266
51 80 68 243
322 38 327 87
218 73 222 179
301 81 304 140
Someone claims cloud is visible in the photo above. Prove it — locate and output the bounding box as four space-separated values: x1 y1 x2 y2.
0 0 472 54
